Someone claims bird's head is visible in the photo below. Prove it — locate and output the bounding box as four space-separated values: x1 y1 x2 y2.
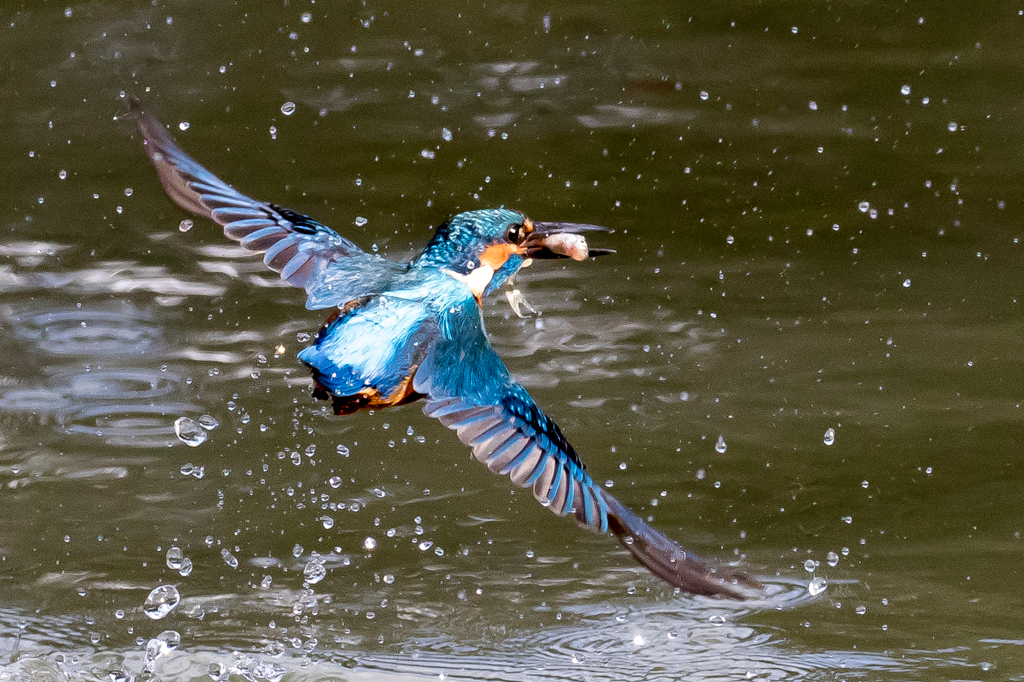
415 208 611 300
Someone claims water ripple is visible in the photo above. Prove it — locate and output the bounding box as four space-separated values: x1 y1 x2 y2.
0 263 225 298
66 369 179 401
12 306 161 357
578 104 697 129
60 401 204 448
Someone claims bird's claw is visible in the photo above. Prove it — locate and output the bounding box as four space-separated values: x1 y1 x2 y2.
505 288 538 318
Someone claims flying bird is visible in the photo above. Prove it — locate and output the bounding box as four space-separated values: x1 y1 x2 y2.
130 99 757 598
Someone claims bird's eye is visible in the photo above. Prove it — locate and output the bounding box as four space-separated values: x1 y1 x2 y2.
507 224 522 243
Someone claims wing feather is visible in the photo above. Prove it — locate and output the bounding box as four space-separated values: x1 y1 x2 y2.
130 99 404 309
412 293 758 597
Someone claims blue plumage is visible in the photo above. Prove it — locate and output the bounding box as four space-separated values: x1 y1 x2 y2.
131 99 757 598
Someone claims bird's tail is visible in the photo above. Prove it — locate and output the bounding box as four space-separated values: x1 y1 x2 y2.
600 489 760 598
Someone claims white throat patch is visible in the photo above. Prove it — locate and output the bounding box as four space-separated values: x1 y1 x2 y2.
442 266 495 299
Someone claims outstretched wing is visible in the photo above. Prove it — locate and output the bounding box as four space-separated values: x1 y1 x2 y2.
412 300 757 598
130 99 404 309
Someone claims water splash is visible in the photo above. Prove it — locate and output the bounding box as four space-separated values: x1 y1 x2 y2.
174 416 208 446
142 585 180 620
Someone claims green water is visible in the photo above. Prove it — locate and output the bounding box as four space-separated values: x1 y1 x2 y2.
2 2 1024 679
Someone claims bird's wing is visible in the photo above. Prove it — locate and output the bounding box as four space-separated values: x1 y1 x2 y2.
130 99 404 310
412 301 756 597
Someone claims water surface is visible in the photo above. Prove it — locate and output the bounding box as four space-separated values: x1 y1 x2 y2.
2 2 1024 680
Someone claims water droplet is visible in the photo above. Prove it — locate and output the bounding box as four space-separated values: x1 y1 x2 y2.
303 559 327 584
901 84 911 96
178 220 194 235
726 235 734 245
442 127 453 142
145 630 180 668
142 585 180 619
178 557 193 576
281 101 296 116
198 415 218 430
715 435 727 454
858 201 870 213
336 444 350 457
841 515 853 524
902 278 912 288
699 90 709 101
362 537 376 551
178 121 190 131
300 12 312 23
354 217 368 227
947 121 957 132
855 604 867 615
803 559 818 572
827 551 839 567
156 629 180 651
823 428 835 445
808 576 828 596
329 476 342 488
166 546 183 570
418 540 433 551
58 169 67 180
292 544 304 558
320 516 334 529
260 575 273 589
174 417 207 446
420 149 435 159
808 100 818 111
296 331 311 343
221 548 238 568
632 634 645 646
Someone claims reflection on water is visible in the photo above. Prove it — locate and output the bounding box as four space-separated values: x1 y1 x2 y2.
3 0 1024 680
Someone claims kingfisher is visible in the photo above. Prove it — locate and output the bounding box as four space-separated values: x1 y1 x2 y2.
130 100 757 598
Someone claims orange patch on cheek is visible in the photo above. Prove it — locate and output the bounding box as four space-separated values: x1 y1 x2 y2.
480 243 518 269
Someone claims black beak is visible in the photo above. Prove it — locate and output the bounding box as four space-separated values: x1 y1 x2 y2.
524 222 616 260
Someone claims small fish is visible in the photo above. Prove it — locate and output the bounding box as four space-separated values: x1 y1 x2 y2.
541 233 590 261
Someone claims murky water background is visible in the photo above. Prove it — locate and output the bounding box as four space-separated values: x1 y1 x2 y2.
3 2 1024 680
